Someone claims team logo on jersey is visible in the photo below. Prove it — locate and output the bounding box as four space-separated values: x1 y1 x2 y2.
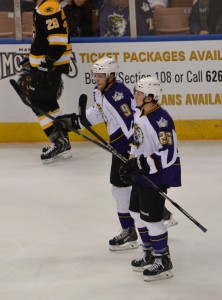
113 91 124 102
44 6 54 13
133 123 144 148
157 117 168 128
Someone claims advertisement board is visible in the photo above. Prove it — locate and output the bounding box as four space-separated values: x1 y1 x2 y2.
0 37 222 141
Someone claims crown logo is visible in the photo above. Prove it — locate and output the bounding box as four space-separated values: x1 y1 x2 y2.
157 117 168 128
113 92 124 102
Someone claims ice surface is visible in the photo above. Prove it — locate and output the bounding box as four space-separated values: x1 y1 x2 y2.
0 141 221 300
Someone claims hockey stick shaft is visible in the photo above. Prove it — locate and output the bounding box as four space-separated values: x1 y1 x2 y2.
78 94 207 233
79 94 128 163
140 175 207 232
9 79 115 153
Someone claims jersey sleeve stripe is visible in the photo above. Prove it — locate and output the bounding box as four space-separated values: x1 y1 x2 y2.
146 156 158 174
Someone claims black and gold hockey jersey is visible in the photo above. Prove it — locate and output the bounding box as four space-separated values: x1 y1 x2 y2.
29 0 72 73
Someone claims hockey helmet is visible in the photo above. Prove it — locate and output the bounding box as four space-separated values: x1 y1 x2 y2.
134 76 162 102
91 56 119 78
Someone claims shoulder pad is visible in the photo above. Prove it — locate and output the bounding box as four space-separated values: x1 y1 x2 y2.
37 0 61 16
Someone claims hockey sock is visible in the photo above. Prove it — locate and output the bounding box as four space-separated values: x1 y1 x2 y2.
118 212 135 229
143 220 168 254
150 231 168 255
138 227 152 249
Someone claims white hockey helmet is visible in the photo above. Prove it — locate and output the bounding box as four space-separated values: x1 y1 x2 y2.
91 56 119 78
134 76 162 102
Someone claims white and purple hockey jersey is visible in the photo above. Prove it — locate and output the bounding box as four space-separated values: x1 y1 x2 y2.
131 105 181 188
84 81 135 155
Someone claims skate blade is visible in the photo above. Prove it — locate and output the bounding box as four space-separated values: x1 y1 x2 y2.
57 150 72 159
109 241 139 251
41 150 72 165
132 266 146 272
164 217 178 228
144 270 174 282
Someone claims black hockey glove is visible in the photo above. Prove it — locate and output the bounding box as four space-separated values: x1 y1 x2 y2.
119 155 150 184
119 164 133 184
20 56 31 72
56 113 81 131
37 58 55 88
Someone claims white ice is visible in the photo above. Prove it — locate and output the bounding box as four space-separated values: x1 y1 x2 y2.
0 140 222 300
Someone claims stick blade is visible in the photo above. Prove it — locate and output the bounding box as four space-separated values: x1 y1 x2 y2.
10 79 22 95
10 78 31 108
78 94 87 119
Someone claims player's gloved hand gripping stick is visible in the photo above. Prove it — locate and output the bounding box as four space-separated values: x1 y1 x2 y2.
10 78 207 233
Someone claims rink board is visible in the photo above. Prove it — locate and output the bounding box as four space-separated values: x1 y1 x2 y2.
1 35 222 141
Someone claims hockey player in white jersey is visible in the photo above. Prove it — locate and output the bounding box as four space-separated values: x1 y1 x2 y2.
119 76 182 281
57 56 139 251
57 57 177 250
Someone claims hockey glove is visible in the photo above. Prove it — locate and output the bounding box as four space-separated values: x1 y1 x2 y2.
56 113 81 131
37 58 55 88
20 56 31 72
119 155 150 184
119 164 133 184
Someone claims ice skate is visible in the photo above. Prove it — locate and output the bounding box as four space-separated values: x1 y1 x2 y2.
109 227 139 251
143 253 173 282
131 246 153 272
41 137 72 164
163 208 178 228
42 142 71 154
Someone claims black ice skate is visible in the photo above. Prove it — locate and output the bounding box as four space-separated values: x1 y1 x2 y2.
163 208 178 228
42 142 71 154
131 247 153 272
41 137 72 164
143 252 173 282
109 227 139 251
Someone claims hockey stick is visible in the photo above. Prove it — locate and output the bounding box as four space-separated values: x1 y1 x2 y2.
79 94 207 233
79 94 128 163
9 79 114 153
10 78 207 233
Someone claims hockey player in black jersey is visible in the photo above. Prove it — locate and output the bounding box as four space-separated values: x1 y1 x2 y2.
19 0 72 164
119 76 182 281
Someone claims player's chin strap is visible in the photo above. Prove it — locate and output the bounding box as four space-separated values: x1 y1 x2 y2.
137 95 156 110
137 99 153 110
137 97 156 111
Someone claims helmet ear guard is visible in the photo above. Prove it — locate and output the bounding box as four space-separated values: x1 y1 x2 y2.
91 56 119 78
134 76 162 103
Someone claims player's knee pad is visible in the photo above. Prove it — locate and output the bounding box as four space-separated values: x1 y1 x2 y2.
143 220 166 236
129 210 146 228
111 185 131 213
